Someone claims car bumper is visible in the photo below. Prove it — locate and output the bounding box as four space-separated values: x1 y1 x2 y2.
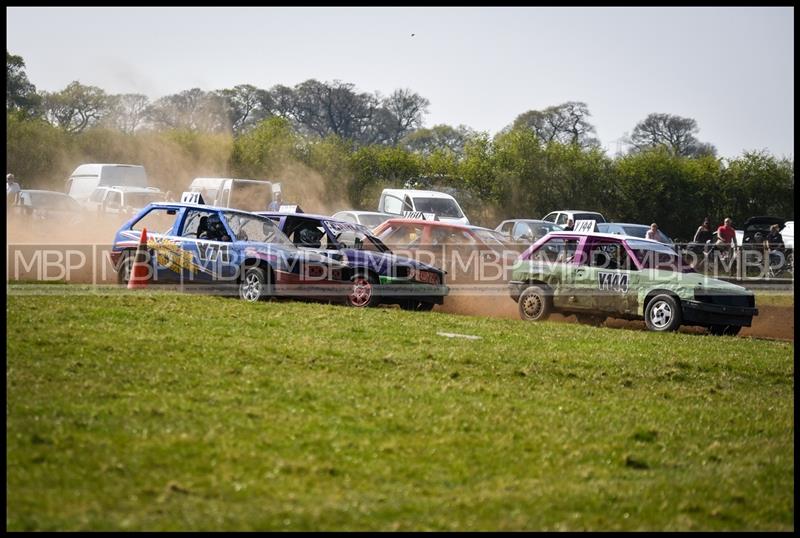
681 300 759 327
378 276 449 303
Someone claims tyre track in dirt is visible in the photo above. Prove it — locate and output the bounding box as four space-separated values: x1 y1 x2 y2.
438 295 794 341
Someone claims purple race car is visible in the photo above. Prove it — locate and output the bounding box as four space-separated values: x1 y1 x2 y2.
258 212 449 310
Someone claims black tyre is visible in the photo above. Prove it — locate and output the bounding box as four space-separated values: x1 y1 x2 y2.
400 300 435 312
518 285 553 321
644 294 682 332
576 313 607 327
347 272 379 308
239 266 272 302
707 324 742 336
116 251 133 286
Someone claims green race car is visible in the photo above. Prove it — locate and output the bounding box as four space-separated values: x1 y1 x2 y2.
509 231 758 335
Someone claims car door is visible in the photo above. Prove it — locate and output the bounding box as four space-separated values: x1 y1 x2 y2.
177 208 236 284
573 239 639 314
525 236 583 309
381 193 412 217
104 191 123 215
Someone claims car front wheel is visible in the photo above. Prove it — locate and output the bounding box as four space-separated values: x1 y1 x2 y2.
518 285 552 322
644 294 682 332
117 252 133 286
239 266 272 302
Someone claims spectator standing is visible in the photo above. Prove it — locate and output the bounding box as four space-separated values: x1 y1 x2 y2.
267 191 282 212
693 217 713 245
645 223 659 241
766 223 785 251
716 218 737 248
6 173 21 206
765 224 786 276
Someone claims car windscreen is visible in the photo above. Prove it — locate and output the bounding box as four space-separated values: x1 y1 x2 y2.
523 221 563 236
471 228 507 248
28 192 81 211
326 221 389 252
358 213 392 229
627 239 693 272
125 192 163 208
412 197 464 218
223 211 295 247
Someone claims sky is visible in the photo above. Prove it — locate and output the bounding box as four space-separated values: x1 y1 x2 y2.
6 6 794 158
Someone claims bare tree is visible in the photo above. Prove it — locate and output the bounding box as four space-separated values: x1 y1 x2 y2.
378 88 430 145
215 84 273 134
145 88 230 132
512 101 599 148
103 93 150 134
290 79 379 143
628 113 717 157
43 81 110 133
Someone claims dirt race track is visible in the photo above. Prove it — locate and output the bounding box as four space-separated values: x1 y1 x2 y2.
439 295 794 342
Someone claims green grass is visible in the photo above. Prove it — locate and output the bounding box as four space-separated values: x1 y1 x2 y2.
6 290 794 531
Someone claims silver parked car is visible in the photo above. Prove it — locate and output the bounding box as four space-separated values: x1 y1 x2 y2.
495 219 564 243
597 222 674 245
331 210 394 230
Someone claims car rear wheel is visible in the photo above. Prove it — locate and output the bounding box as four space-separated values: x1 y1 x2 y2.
707 324 742 336
239 266 272 302
347 272 379 308
518 285 552 322
644 294 682 332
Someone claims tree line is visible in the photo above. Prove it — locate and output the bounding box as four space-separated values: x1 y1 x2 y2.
7 50 794 239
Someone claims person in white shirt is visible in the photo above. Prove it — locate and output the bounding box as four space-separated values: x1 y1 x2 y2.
6 173 21 206
645 223 659 241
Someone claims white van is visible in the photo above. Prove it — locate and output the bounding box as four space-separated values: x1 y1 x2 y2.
188 177 281 212
85 186 164 215
378 188 470 225
65 164 148 202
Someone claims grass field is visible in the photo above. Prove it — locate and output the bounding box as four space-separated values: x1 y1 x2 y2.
6 289 794 530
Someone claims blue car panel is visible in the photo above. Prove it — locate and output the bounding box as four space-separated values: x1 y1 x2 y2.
258 212 449 307
110 203 350 300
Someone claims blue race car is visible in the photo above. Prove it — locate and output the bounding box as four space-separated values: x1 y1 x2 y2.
110 202 350 301
257 212 449 310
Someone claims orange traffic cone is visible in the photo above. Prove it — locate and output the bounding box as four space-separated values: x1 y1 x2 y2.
127 227 151 289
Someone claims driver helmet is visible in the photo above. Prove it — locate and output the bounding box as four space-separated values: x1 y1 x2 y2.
298 227 322 247
207 214 225 236
7 173 15 182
